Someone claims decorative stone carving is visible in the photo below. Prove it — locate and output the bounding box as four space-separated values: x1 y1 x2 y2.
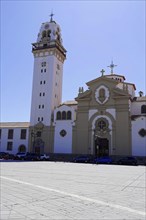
95 85 109 104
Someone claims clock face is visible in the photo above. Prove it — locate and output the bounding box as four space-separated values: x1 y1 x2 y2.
95 85 109 104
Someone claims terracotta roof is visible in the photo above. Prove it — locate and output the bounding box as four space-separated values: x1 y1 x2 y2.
105 74 126 80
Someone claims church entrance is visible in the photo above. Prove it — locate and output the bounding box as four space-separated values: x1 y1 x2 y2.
33 138 44 154
95 137 109 157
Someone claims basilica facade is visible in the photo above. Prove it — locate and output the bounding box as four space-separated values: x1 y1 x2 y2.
0 17 146 157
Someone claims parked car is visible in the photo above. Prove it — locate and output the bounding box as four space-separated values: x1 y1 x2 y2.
15 152 27 160
24 153 40 161
40 154 50 161
73 155 91 163
117 156 137 165
7 153 16 160
94 156 113 164
0 152 9 159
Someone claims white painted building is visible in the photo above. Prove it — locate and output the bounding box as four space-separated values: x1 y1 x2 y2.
0 123 29 154
0 17 146 157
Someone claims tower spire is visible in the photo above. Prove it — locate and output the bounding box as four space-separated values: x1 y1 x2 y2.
107 60 117 74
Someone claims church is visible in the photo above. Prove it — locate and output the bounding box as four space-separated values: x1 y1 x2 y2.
0 17 146 158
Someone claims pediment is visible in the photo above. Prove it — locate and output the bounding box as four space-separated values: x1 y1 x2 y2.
86 76 118 87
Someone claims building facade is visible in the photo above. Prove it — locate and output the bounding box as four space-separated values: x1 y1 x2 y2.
0 17 146 157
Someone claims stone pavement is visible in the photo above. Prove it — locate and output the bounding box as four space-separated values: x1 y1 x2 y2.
0 161 146 220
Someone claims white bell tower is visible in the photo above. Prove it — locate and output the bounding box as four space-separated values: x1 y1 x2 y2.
30 16 66 126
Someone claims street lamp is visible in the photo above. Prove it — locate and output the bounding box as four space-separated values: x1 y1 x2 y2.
31 130 37 153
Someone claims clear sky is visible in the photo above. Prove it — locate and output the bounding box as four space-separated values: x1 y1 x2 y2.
1 0 145 122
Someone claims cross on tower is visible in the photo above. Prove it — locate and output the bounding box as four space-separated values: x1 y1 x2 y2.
107 60 117 74
50 12 54 22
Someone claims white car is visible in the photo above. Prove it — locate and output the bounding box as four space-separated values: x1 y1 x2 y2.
16 152 27 160
40 154 50 161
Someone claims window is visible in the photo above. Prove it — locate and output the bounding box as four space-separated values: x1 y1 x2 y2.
47 30 51 37
42 105 44 109
40 81 42 85
20 129 27 139
41 62 46 67
62 111 66 120
141 105 146 114
8 129 13 139
39 105 41 109
0 129 1 139
41 69 43 73
67 111 72 120
43 93 45 96
57 64 60 70
44 81 46 84
44 69 46 72
60 130 67 137
42 31 46 38
56 111 61 120
38 117 40 121
18 145 26 153
7 141 13 151
41 117 43 121
40 93 41 96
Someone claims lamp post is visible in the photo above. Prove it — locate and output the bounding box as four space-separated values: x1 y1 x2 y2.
31 130 37 153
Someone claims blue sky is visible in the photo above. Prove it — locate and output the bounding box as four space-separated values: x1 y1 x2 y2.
1 0 145 122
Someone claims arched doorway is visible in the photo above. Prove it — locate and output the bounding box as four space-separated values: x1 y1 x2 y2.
18 145 26 153
95 137 109 157
33 138 44 154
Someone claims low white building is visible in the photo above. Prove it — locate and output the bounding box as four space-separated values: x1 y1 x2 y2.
0 122 29 154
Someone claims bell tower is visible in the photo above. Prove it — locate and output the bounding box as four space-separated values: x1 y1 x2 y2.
30 16 66 126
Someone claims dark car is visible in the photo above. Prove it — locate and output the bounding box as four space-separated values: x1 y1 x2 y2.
94 156 113 164
117 156 137 165
73 155 91 163
24 153 40 161
0 152 9 159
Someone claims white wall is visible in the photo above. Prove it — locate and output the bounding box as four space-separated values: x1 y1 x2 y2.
54 122 72 153
53 105 75 153
132 116 146 156
131 102 144 115
0 128 29 154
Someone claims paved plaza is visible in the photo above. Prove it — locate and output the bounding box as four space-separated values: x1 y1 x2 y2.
0 161 146 220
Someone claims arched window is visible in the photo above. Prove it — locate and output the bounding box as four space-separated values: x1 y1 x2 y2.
47 30 51 37
42 31 46 38
67 111 72 120
62 111 66 120
56 111 61 120
18 145 26 153
141 105 146 114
